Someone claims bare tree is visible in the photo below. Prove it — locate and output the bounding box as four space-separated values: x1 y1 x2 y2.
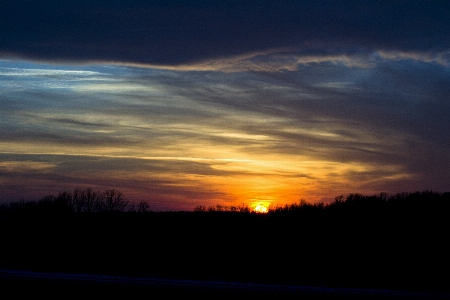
102 189 128 212
137 201 150 212
72 188 85 213
71 187 101 212
86 188 101 212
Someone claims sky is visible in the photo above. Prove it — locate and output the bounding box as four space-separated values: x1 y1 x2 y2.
0 1 449 211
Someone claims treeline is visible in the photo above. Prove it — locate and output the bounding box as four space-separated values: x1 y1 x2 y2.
195 190 450 215
2 189 449 215
194 203 251 212
0 187 150 213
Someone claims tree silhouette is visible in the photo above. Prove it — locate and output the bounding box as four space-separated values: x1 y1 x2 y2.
102 189 128 212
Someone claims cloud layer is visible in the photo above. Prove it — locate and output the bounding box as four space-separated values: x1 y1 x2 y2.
1 1 449 65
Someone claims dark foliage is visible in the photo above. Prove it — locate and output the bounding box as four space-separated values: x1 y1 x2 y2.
0 190 449 293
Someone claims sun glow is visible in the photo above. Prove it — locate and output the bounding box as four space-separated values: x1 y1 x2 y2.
253 204 268 213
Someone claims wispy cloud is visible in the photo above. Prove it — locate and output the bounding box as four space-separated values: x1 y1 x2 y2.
375 50 450 66
0 160 57 172
0 67 104 77
120 49 450 72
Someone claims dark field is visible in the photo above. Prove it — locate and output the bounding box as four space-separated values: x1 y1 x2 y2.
1 270 449 299
1 191 449 298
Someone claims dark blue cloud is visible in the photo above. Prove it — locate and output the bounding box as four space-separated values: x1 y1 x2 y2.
1 1 449 65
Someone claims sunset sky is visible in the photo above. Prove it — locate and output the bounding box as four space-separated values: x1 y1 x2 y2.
1 1 449 211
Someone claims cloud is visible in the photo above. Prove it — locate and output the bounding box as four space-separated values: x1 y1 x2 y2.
1 1 449 66
135 51 375 72
3 56 448 165
0 160 56 173
375 50 450 66
0 153 249 209
0 67 103 77
123 49 450 73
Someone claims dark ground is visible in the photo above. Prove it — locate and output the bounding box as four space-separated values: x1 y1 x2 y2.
1 192 449 297
1 270 449 299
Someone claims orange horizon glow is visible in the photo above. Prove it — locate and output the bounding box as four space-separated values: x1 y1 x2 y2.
0 147 414 211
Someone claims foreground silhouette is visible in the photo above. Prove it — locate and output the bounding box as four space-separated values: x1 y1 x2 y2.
0 189 449 294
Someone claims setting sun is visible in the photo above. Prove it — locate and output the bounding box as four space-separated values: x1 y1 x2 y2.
253 204 268 213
